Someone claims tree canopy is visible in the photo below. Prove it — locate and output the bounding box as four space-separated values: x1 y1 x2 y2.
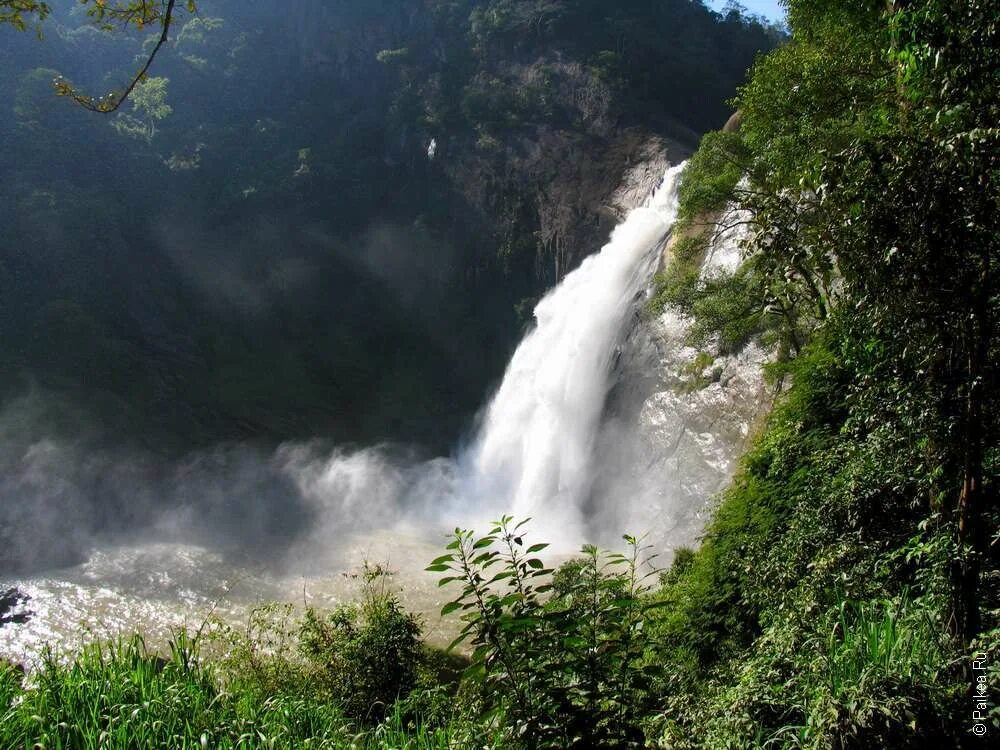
658 0 998 647
1 0 192 111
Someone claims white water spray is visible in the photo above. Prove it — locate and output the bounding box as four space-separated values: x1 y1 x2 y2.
464 164 686 546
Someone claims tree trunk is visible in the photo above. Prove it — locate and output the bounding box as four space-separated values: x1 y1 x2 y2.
951 243 991 644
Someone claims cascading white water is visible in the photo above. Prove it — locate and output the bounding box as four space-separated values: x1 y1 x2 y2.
465 164 686 546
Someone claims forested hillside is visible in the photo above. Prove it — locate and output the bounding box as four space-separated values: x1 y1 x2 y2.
0 0 777 452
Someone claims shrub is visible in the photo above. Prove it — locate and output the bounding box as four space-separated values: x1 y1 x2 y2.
213 601 308 700
429 517 663 748
299 563 423 724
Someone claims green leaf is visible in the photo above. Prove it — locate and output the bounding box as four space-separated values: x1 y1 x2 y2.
507 617 538 631
441 601 463 616
463 662 486 680
641 599 672 611
609 598 636 609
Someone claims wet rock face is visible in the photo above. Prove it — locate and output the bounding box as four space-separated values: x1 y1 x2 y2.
446 127 689 281
605 138 676 219
535 130 685 276
587 229 774 557
0 588 32 628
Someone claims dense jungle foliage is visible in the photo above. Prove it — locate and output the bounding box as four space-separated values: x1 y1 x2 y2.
643 0 999 745
1 0 997 748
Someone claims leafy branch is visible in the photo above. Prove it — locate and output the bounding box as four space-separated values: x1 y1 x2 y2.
428 518 663 748
0 0 194 112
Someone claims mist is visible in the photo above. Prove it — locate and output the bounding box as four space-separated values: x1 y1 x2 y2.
0 166 685 579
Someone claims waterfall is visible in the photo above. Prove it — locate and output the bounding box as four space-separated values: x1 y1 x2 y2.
464 164 686 546
3 161 777 666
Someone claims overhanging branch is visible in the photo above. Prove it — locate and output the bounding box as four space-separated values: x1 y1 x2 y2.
55 0 178 113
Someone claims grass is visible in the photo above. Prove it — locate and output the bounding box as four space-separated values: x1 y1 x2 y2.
760 593 957 749
824 593 944 695
0 632 498 750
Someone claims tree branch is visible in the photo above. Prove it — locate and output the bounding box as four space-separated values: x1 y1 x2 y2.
56 0 178 113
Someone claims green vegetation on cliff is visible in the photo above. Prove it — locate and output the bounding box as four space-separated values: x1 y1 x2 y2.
647 0 999 745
